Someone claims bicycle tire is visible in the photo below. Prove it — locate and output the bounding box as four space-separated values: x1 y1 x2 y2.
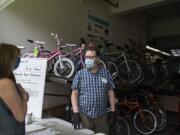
115 116 130 135
39 50 55 73
146 103 167 132
107 62 118 80
134 109 157 135
118 59 142 84
74 59 84 72
154 64 169 85
142 64 158 86
53 58 75 78
98 59 106 69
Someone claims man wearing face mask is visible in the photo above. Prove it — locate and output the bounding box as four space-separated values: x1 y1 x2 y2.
71 46 116 134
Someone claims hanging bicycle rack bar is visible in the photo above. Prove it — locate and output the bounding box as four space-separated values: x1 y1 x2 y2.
44 93 69 98
103 0 119 8
46 74 72 84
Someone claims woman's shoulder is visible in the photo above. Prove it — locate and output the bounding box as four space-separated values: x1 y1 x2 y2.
0 78 14 85
0 78 15 93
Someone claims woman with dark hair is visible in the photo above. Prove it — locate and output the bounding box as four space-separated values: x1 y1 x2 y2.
0 43 29 135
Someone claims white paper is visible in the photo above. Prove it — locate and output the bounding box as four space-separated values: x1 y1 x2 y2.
14 58 47 119
35 118 94 135
32 129 60 135
26 124 46 133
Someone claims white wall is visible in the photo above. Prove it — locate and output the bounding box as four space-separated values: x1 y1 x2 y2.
0 0 124 109
0 0 122 52
122 14 147 43
151 17 180 37
0 0 83 51
148 16 180 49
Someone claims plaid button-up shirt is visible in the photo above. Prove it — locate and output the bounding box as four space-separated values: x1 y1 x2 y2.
71 67 115 118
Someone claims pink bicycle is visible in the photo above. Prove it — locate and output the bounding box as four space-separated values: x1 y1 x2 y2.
39 33 75 78
64 40 106 72
22 39 47 58
22 34 75 78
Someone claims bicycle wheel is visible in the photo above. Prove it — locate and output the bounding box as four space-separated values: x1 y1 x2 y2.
107 62 118 80
134 109 157 135
147 104 167 132
39 50 55 73
98 59 106 69
142 64 157 86
154 64 169 86
115 116 130 135
118 59 142 84
74 59 84 72
53 58 75 78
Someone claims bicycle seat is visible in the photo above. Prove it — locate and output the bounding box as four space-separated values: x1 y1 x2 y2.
59 45 68 48
35 40 45 45
27 39 46 45
17 46 25 50
66 44 77 47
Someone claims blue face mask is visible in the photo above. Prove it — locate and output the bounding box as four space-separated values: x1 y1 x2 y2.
13 57 21 70
85 58 95 69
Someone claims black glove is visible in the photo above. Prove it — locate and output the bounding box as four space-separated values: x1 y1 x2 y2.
109 111 117 128
72 113 81 130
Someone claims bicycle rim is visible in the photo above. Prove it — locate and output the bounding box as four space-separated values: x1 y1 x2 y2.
143 65 157 86
118 60 142 84
54 58 75 78
39 51 54 72
134 109 157 135
107 62 118 80
147 105 167 132
115 117 130 135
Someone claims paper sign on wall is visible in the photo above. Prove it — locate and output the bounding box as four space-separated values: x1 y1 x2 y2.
14 58 47 119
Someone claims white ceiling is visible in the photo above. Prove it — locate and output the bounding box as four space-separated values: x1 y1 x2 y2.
0 0 15 12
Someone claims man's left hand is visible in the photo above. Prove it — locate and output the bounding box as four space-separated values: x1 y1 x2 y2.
110 111 117 128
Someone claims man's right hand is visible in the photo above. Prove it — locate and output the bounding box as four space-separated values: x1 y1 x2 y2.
72 113 81 130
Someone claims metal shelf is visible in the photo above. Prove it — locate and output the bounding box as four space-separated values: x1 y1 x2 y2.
46 74 73 84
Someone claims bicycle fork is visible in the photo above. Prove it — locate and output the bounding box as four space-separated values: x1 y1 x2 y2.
58 55 65 69
123 55 130 71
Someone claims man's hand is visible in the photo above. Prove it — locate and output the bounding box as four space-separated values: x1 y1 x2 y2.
110 111 117 128
72 113 81 130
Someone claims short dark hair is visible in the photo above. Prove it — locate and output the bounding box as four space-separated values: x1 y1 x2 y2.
86 42 100 57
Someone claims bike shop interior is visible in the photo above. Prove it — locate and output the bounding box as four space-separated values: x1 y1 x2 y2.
0 0 180 135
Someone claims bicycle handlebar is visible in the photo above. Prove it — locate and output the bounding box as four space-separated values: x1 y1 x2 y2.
66 44 77 47
27 39 45 46
51 32 64 46
51 32 78 49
